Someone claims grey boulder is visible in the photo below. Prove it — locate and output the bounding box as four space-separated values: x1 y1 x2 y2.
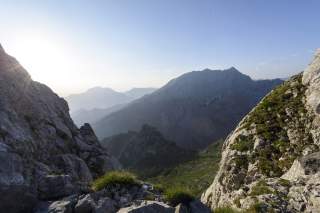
117 201 175 213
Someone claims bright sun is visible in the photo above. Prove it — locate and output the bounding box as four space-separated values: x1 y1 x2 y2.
8 35 71 94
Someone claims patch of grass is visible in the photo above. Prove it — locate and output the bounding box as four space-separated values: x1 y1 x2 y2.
245 203 268 213
91 171 139 191
164 187 195 206
153 183 165 193
249 180 273 196
214 207 240 213
147 139 223 197
234 197 241 208
144 193 156 201
278 178 290 187
231 135 253 152
232 154 249 170
257 156 282 177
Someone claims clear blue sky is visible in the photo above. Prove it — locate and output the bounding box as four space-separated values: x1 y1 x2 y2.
0 0 319 96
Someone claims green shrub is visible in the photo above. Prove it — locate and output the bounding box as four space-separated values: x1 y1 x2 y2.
231 136 253 152
245 203 268 213
153 183 165 193
232 155 249 169
234 197 241 208
249 180 273 196
278 178 290 187
91 171 139 191
257 157 282 177
214 207 239 213
164 187 195 206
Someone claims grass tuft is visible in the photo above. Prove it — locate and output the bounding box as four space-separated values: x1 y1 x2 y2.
214 207 240 213
91 171 139 191
164 186 195 206
249 180 273 196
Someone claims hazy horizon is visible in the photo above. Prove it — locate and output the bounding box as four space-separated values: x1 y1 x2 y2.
1 0 319 96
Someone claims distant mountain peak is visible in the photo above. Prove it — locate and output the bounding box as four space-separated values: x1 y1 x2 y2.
226 66 239 71
200 67 240 73
0 43 4 52
86 86 116 93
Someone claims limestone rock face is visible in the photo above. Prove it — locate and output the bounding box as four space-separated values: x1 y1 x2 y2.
282 152 320 212
0 45 119 212
202 49 320 212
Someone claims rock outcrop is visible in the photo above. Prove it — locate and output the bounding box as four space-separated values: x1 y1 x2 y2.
0 45 119 212
34 182 210 213
202 49 320 212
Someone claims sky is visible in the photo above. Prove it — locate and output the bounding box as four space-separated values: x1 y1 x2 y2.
0 0 319 96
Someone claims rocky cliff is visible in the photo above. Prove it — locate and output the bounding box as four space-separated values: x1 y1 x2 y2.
202 50 320 212
0 44 120 212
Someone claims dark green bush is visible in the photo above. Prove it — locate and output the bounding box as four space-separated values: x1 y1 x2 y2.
153 183 165 193
249 180 273 196
164 187 195 206
231 135 253 152
278 178 290 187
91 171 139 191
245 203 268 213
232 155 249 169
214 207 239 213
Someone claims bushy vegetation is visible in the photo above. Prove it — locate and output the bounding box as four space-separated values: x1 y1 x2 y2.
91 171 140 191
232 74 315 178
278 178 290 187
248 203 271 213
147 140 223 196
249 180 273 196
213 203 268 213
164 186 195 206
231 135 254 152
152 183 165 193
214 207 240 213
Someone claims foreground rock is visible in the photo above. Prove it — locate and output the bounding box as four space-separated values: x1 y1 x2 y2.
202 49 320 212
34 182 210 213
118 201 175 213
0 44 120 212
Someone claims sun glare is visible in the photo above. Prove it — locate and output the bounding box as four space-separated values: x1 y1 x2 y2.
8 35 71 92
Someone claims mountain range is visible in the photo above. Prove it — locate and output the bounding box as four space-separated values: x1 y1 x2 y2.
93 68 283 150
66 87 156 125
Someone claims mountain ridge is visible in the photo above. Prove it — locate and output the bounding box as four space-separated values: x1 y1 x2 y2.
66 86 157 125
93 68 283 150
102 124 195 178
